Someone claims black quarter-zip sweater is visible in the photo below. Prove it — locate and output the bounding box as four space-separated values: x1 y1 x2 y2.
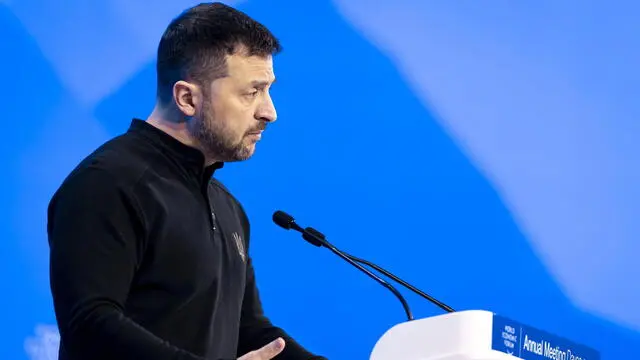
47 119 325 360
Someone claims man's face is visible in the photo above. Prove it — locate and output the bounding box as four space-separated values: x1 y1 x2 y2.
191 53 277 162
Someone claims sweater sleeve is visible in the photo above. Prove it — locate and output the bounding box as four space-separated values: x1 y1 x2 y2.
47 167 204 360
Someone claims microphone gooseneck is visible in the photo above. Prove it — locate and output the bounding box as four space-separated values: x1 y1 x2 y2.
272 210 455 316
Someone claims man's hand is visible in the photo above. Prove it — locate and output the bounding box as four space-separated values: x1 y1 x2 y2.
238 338 285 360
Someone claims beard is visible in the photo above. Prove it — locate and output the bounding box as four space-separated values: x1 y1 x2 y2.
192 100 258 162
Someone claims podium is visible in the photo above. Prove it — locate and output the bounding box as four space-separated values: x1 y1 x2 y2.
370 310 600 360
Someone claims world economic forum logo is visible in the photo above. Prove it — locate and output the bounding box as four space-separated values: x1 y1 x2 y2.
24 324 60 360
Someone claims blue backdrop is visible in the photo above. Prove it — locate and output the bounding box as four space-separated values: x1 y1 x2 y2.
2 1 639 359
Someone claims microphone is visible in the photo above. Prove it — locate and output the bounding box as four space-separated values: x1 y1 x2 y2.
272 210 455 314
272 210 415 321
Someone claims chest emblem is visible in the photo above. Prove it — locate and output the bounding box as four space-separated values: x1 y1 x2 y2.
232 232 246 263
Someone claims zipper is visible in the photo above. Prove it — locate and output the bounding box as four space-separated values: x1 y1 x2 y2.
210 208 217 231
203 184 217 231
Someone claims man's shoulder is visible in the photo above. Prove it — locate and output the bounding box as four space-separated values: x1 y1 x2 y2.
208 177 233 197
208 178 250 226
208 178 243 209
53 135 149 200
46 135 151 236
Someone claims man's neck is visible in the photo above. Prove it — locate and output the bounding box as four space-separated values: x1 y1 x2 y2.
145 106 217 166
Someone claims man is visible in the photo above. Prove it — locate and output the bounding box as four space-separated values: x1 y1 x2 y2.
46 3 325 360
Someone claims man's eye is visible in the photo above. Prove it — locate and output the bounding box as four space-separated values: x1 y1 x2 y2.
246 90 259 97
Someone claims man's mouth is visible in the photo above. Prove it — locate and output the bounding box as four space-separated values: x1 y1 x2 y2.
246 130 263 140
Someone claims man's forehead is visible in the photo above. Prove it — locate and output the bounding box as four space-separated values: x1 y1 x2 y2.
225 53 275 82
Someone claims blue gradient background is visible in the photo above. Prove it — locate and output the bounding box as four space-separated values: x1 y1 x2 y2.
2 1 639 359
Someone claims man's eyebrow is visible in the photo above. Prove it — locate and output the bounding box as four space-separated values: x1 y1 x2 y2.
250 78 276 88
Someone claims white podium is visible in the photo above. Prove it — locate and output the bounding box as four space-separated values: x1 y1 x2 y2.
370 310 600 360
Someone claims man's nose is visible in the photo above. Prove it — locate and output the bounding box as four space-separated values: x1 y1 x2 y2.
256 94 277 123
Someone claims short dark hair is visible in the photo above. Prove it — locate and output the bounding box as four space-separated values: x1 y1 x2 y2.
155 2 282 104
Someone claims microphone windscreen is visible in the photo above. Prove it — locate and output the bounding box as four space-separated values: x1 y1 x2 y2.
272 210 295 230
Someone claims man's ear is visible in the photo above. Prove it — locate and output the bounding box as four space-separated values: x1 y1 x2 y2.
173 80 202 117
